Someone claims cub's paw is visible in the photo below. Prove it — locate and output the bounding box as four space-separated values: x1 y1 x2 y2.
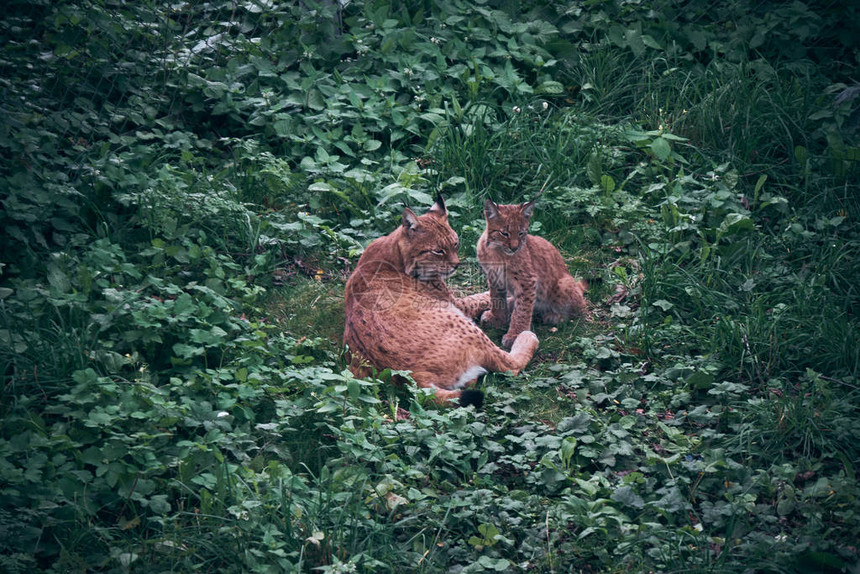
456 291 492 321
501 331 519 348
480 310 507 329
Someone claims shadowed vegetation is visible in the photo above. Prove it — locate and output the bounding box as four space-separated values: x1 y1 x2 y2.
1 0 858 572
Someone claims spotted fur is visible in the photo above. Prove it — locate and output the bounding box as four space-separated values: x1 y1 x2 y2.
477 199 590 348
343 197 539 404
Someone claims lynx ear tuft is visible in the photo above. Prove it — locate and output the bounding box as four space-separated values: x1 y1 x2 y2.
521 199 536 219
484 199 500 220
402 207 420 230
428 194 447 216
459 389 484 409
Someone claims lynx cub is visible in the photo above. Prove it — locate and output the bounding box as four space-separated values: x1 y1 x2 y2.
477 199 589 348
343 196 539 405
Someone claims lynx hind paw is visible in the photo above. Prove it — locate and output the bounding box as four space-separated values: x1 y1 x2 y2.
511 330 539 353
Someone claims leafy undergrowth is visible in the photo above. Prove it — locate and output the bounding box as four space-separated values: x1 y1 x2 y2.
2 0 859 572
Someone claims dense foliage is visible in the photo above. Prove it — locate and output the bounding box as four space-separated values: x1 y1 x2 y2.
1 0 858 572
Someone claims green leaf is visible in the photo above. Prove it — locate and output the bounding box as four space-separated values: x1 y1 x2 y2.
600 174 615 194
777 497 795 516
624 27 646 57
753 174 768 202
586 152 602 186
686 371 714 390
146 494 171 514
307 89 325 111
477 556 511 571
347 378 360 399
536 80 564 94
619 415 638 430
641 34 662 50
794 145 808 164
173 343 205 358
686 29 708 51
650 137 671 161
611 485 645 509
273 119 291 137
718 213 754 236
80 446 104 465
87 411 114 426
47 262 71 292
560 437 577 467
308 182 333 192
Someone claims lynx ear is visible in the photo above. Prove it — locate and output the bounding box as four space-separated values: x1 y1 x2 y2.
428 194 447 217
402 207 420 231
521 200 536 219
484 199 500 220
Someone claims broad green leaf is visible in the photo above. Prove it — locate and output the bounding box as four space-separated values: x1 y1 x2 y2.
308 182 333 192
718 213 754 236
686 28 708 51
600 174 615 194
650 137 671 161
686 371 714 390
47 263 71 293
794 145 808 164
641 34 662 50
586 152 602 186
537 80 564 94
612 485 645 509
173 343 205 358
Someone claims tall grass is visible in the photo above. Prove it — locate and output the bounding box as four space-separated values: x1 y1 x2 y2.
427 102 601 207
565 48 828 181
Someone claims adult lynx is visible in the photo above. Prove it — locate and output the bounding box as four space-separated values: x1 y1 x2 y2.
343 196 539 405
478 199 589 348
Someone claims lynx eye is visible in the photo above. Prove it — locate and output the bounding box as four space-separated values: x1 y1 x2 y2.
499 231 510 238
518 231 525 237
432 248 446 256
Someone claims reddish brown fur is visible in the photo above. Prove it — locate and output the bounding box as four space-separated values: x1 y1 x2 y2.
343 198 539 404
478 199 589 348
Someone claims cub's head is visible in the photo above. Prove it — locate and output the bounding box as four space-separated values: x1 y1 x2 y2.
399 195 461 281
483 199 535 255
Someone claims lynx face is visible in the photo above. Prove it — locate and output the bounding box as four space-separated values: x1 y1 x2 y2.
483 199 535 255
399 203 461 281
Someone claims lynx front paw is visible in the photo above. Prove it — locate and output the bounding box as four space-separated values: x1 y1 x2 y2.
480 310 507 329
501 331 519 348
